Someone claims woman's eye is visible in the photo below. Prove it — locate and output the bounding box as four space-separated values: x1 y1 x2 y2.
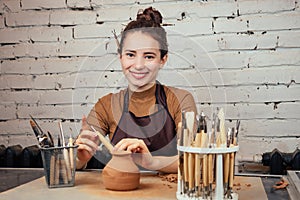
145 55 155 59
126 53 134 58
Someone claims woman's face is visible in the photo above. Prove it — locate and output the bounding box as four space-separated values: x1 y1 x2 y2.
119 31 167 92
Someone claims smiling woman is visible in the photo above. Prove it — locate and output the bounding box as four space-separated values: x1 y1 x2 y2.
75 7 197 173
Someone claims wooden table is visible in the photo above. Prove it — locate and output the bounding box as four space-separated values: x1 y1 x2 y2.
0 170 268 200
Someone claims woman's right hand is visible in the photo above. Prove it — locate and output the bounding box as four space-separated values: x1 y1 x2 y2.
75 116 99 165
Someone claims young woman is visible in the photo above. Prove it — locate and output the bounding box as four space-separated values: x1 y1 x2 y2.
75 7 197 173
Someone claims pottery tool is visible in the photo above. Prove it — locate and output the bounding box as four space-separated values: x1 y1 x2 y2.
54 152 60 185
194 114 202 197
227 120 240 198
208 113 216 199
59 153 69 184
47 131 54 147
209 113 216 148
181 112 189 194
199 113 208 198
29 117 52 147
208 150 213 199
90 126 114 153
29 119 41 138
29 115 54 146
68 136 75 171
49 154 56 186
177 122 184 194
58 121 72 182
185 111 195 195
29 115 44 135
185 111 195 145
216 108 226 147
29 119 46 146
234 120 240 145
227 143 235 199
223 128 231 196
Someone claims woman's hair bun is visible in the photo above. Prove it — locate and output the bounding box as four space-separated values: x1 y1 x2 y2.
136 7 162 25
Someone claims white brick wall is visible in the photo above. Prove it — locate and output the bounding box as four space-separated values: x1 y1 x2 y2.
6 11 50 27
50 10 97 25
21 0 66 10
0 0 299 158
1 0 21 13
0 15 5 28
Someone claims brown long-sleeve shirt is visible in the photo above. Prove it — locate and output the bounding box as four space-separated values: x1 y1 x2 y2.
87 83 197 139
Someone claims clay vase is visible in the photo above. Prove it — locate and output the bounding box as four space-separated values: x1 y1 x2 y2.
102 151 140 191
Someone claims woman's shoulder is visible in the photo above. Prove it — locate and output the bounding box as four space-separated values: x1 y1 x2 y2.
95 88 126 107
163 84 196 112
163 85 193 100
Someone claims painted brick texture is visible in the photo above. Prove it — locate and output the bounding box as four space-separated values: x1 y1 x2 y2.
0 0 299 158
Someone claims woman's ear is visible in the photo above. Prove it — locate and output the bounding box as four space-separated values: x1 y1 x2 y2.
160 54 168 66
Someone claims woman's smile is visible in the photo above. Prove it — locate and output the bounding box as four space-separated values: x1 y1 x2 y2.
129 70 149 80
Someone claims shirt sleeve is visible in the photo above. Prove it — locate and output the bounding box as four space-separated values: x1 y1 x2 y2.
86 95 111 136
165 86 198 133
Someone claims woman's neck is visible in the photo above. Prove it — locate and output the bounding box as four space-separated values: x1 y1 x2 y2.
128 82 156 93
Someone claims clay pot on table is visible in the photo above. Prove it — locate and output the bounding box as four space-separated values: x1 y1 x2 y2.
102 151 140 191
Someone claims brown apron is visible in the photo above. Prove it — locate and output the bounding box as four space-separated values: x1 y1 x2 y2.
111 82 177 156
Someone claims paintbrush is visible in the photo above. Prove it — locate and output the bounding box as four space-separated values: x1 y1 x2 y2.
29 115 55 147
29 115 44 134
29 119 50 147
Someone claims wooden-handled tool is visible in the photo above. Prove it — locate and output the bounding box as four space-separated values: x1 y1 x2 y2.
177 122 184 194
208 113 216 198
58 122 72 182
90 126 114 153
68 137 75 171
194 122 202 196
223 151 230 195
182 113 189 193
208 153 213 198
228 144 235 198
185 111 195 195
224 128 233 197
216 108 226 147
200 126 208 198
227 120 240 198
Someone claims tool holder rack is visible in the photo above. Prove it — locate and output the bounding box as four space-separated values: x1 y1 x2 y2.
177 145 239 200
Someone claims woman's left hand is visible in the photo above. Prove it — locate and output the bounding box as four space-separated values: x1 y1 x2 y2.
114 138 149 154
114 138 154 168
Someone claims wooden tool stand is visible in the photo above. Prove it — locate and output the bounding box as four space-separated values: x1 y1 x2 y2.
177 145 239 200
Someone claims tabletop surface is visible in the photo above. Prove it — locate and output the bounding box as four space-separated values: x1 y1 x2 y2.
0 170 268 200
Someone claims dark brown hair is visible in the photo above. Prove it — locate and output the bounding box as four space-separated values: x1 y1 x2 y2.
118 7 168 59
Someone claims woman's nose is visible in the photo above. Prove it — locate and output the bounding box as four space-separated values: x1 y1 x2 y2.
134 56 145 69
